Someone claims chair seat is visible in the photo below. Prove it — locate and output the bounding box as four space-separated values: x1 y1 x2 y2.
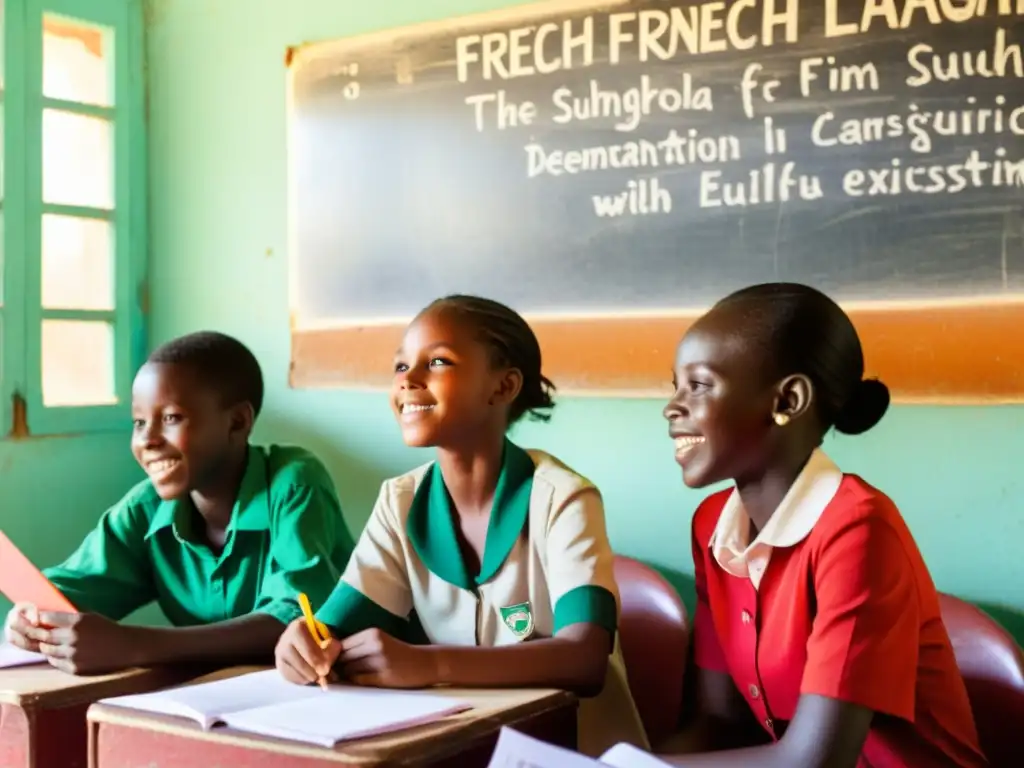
939 593 1024 767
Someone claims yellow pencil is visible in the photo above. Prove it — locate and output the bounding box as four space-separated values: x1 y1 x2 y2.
298 592 332 691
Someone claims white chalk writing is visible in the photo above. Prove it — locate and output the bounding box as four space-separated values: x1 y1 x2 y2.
448 1 1024 217
453 0 1024 81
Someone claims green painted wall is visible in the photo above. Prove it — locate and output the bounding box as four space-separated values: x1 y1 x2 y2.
0 435 140 567
0 434 156 620
4 0 1019 643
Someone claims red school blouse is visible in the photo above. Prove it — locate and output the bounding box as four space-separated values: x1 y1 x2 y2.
691 460 988 767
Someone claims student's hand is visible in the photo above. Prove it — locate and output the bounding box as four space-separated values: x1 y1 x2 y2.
33 611 142 675
275 617 342 686
336 628 438 689
4 603 42 652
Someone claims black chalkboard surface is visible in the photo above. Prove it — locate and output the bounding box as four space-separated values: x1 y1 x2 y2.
287 0 1024 327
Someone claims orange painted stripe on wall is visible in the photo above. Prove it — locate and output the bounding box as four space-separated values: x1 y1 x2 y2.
291 302 1024 404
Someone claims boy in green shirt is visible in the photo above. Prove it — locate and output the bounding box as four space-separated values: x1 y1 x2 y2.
4 331 354 675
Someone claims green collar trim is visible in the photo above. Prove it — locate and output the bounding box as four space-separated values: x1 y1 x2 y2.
407 440 535 590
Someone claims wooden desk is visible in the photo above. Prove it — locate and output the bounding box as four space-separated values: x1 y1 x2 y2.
0 663 200 768
88 666 578 767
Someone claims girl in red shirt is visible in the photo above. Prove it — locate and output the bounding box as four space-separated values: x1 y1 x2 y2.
660 283 987 768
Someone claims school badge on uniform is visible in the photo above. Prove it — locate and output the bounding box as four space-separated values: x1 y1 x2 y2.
500 602 535 640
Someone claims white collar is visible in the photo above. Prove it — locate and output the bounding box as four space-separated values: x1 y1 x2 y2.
708 449 843 589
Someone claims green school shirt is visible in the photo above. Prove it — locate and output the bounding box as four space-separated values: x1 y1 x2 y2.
44 444 354 627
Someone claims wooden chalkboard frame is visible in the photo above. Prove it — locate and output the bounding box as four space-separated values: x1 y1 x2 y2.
286 0 1024 404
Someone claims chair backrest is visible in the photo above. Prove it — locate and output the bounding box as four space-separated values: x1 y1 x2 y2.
938 592 1024 768
612 555 690 747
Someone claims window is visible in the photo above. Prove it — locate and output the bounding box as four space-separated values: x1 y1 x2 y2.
1 0 146 437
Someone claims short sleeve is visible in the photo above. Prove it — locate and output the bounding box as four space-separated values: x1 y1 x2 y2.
691 509 728 673
43 495 155 620
800 513 919 720
253 483 354 625
316 481 415 640
546 488 618 636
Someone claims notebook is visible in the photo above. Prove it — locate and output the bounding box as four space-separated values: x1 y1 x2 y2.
0 643 46 669
486 727 672 768
98 669 472 748
0 530 77 613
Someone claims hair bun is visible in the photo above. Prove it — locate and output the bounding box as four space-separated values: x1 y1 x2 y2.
833 378 890 435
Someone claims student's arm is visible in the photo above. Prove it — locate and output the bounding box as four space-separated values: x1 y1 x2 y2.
666 514 768 754
42 495 157 619
659 512 916 768
337 486 619 696
7 492 156 668
659 697 873 768
36 480 355 673
107 480 355 668
252 481 354 626
316 480 416 639
663 669 770 754
276 481 415 684
36 611 286 673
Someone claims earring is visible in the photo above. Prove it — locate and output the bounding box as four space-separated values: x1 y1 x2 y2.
773 413 790 426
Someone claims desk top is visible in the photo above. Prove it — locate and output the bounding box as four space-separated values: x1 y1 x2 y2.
87 666 577 765
0 663 202 709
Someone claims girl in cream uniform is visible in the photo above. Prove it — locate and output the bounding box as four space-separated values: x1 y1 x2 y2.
275 295 647 757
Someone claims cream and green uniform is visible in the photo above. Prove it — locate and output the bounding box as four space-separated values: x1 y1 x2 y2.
316 440 648 756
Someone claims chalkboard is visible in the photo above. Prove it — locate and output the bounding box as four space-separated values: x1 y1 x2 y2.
286 0 1024 400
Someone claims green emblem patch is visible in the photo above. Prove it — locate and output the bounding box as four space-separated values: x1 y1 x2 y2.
500 601 535 640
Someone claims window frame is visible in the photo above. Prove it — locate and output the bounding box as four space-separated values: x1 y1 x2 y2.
2 0 29 439
1 0 147 438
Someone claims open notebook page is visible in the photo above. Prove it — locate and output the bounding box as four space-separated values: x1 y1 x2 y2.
486 728 673 768
600 742 674 768
218 687 472 748
0 643 47 669
99 669 323 729
487 727 602 768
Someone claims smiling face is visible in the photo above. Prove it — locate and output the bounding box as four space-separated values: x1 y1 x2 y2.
662 309 782 489
131 362 248 500
391 309 515 448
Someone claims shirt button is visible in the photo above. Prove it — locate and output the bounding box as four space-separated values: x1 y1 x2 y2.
741 610 752 624
748 684 760 699
765 717 774 731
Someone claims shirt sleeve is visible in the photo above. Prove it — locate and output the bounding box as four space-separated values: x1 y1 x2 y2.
800 511 919 720
316 481 415 640
692 505 729 673
43 497 156 620
253 483 355 625
546 487 618 637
